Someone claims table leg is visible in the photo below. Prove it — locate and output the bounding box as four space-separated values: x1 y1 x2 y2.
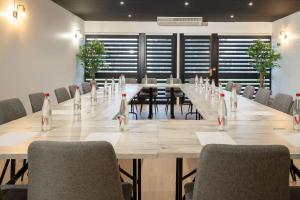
176 158 183 200
170 88 175 119
148 88 153 119
133 159 137 200
10 159 16 179
138 159 142 200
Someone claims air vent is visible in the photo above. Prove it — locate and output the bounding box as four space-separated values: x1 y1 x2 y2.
157 17 208 26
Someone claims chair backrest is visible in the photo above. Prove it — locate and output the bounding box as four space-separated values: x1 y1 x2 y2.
28 141 124 200
192 144 290 200
290 101 295 115
141 78 157 84
255 88 271 105
81 82 92 94
29 93 44 113
0 98 26 125
271 93 293 114
54 87 71 104
68 85 78 98
235 83 242 95
225 82 233 91
125 78 137 84
242 85 255 99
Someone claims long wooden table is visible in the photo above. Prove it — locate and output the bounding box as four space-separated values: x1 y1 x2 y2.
0 84 297 200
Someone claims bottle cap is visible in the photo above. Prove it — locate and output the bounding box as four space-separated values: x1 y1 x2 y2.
122 93 126 97
296 93 300 97
220 93 225 97
76 86 80 89
44 93 50 97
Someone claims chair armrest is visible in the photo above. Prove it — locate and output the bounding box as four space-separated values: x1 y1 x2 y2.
121 182 133 200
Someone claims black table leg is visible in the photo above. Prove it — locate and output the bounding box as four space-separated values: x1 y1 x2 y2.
138 159 142 200
10 159 16 179
170 88 175 119
133 159 137 200
176 158 183 200
148 88 153 119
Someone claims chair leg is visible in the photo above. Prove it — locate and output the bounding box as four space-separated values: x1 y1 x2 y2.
165 98 169 113
0 159 10 184
21 159 27 181
140 103 143 115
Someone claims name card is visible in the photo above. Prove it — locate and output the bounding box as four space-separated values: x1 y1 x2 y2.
196 132 236 146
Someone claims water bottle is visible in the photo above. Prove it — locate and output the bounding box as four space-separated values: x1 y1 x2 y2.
205 77 210 92
91 81 97 106
170 74 174 85
74 86 81 115
199 76 203 87
230 83 238 112
218 82 224 99
121 75 126 93
118 93 129 131
118 76 122 92
104 79 109 95
195 75 199 86
211 79 216 95
111 78 115 93
145 74 148 85
293 93 300 131
218 93 228 131
41 93 52 131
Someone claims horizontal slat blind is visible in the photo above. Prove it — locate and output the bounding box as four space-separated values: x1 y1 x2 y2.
218 35 272 91
182 36 211 83
146 35 176 102
85 35 139 87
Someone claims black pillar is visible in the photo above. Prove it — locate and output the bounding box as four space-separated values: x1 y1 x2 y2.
179 34 185 82
138 33 146 83
172 33 178 78
210 33 219 85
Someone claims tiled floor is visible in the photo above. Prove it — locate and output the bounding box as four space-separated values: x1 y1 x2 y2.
1 104 299 200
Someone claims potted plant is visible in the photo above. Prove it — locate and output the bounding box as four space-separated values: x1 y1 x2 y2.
77 40 107 81
248 40 281 88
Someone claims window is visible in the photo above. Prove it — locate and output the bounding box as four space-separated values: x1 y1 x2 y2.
218 36 272 91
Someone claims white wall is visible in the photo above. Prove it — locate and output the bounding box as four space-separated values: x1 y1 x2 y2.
272 11 300 96
0 0 84 113
85 21 272 35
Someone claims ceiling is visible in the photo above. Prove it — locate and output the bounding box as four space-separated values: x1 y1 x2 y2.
51 0 300 22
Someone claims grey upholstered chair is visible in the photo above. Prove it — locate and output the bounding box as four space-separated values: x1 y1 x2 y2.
68 85 78 98
184 144 292 200
254 88 271 105
225 82 233 91
0 98 27 125
272 93 293 114
242 85 255 99
81 82 92 94
54 87 71 104
235 83 242 94
290 101 295 115
125 78 138 84
29 92 44 113
28 141 132 200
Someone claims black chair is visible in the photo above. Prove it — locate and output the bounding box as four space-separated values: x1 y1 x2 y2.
139 78 158 115
165 78 184 114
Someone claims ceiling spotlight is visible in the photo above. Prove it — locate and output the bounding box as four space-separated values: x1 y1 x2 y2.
248 1 254 7
230 14 235 19
120 1 124 5
184 1 190 6
128 14 132 18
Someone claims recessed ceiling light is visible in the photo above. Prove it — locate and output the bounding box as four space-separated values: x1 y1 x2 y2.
120 1 125 5
184 1 190 6
128 14 132 18
248 1 254 7
230 14 235 19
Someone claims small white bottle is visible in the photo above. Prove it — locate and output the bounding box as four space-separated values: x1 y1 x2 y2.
170 74 174 85
218 82 224 99
218 93 228 131
195 75 199 86
104 79 109 95
91 81 97 106
230 84 238 112
205 77 210 92
74 86 81 115
145 74 148 85
211 79 216 95
41 93 52 132
118 93 129 131
111 78 115 93
199 76 203 87
293 93 300 131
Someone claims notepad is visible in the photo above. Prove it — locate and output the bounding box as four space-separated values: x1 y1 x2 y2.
277 133 300 147
196 132 236 146
52 110 73 115
242 111 274 116
0 132 38 147
83 132 121 146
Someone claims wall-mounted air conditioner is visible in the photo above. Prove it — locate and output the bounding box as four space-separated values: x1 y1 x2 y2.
157 17 208 26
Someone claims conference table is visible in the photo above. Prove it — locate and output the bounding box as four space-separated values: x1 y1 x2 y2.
0 83 298 200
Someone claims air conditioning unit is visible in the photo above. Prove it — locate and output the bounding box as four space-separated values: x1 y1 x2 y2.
157 17 208 26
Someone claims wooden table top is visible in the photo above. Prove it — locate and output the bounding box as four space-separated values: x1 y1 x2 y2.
0 84 298 160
